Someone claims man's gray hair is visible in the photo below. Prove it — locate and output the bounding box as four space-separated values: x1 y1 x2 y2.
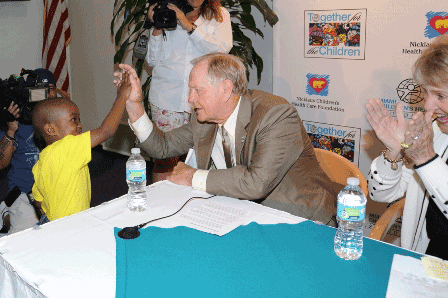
191 53 248 96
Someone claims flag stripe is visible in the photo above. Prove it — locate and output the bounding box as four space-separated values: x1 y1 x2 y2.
65 27 71 46
45 9 68 69
42 0 59 56
43 5 68 67
53 47 66 81
62 76 70 91
42 0 71 92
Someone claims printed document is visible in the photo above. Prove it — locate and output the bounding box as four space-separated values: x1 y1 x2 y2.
386 254 448 297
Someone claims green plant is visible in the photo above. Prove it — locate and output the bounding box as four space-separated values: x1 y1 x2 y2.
111 0 278 110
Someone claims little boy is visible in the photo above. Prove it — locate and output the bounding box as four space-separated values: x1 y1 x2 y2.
31 68 132 221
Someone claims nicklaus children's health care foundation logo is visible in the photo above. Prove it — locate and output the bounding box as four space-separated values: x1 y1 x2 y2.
401 12 446 55
425 11 448 39
306 73 330 96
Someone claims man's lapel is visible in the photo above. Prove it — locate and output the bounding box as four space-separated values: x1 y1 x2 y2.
235 94 252 165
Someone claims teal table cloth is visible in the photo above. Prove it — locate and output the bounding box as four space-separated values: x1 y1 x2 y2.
115 221 421 297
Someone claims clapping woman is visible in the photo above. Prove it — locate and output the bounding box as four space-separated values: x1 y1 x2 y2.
366 34 448 260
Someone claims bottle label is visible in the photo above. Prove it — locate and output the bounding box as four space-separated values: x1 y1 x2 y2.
337 202 366 221
126 169 146 182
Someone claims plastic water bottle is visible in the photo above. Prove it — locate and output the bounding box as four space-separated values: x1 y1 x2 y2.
334 177 366 260
126 148 147 212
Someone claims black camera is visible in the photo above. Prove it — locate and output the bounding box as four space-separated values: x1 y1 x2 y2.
0 69 50 125
150 0 193 30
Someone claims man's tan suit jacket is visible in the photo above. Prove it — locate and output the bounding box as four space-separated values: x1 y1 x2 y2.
141 90 337 223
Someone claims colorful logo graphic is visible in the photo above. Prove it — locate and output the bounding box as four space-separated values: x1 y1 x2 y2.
425 11 448 39
306 74 330 96
309 22 360 47
304 9 366 60
303 120 361 165
396 79 424 104
306 125 356 162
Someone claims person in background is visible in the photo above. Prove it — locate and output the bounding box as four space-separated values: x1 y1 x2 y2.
146 0 232 182
119 53 337 226
366 34 448 259
0 69 61 236
30 66 131 221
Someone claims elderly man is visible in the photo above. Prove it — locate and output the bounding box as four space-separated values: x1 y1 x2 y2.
123 53 337 225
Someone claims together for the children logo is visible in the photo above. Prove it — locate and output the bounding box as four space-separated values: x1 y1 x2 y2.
304 9 367 60
303 120 361 164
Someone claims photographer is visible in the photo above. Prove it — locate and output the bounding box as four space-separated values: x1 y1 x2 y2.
0 69 63 236
146 0 232 182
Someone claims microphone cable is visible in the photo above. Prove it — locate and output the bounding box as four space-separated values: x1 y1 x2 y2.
118 195 216 239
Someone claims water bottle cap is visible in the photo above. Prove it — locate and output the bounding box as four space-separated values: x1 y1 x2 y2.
347 177 360 186
131 148 140 154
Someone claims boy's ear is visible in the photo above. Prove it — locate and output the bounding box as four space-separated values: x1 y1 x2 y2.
43 123 57 136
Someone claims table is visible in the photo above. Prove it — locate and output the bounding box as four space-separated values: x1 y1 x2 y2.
0 181 421 298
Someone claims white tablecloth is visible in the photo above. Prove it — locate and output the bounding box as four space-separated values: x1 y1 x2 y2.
0 181 304 298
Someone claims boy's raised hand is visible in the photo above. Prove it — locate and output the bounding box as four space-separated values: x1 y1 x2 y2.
114 64 146 123
116 71 131 100
91 65 136 148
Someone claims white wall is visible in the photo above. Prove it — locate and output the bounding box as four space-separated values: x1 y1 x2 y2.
245 2 274 93
0 1 43 79
65 0 119 132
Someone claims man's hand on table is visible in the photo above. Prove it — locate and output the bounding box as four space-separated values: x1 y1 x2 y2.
168 162 196 186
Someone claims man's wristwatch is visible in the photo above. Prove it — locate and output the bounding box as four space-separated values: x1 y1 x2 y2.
188 23 197 35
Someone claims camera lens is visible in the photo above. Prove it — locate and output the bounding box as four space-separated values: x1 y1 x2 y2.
160 11 171 22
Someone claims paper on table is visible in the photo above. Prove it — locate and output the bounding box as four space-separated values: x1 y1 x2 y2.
250 211 307 225
386 254 448 298
422 256 448 282
172 199 259 236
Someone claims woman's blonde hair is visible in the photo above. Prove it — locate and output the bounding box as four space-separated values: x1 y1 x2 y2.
413 34 448 89
199 0 223 22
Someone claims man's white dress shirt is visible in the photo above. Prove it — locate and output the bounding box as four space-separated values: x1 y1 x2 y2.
129 99 241 192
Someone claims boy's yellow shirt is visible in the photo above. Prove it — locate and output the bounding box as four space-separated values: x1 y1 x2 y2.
32 131 92 221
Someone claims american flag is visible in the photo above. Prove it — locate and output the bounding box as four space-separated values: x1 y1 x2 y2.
42 0 72 92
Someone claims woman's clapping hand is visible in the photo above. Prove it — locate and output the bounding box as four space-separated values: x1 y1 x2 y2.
366 98 407 159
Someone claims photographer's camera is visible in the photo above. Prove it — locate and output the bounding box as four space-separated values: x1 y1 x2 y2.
0 68 55 125
150 0 193 29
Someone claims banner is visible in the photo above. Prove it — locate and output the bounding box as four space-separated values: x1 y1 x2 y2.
273 0 447 240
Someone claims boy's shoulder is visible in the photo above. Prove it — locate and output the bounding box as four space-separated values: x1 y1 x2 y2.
41 131 91 158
